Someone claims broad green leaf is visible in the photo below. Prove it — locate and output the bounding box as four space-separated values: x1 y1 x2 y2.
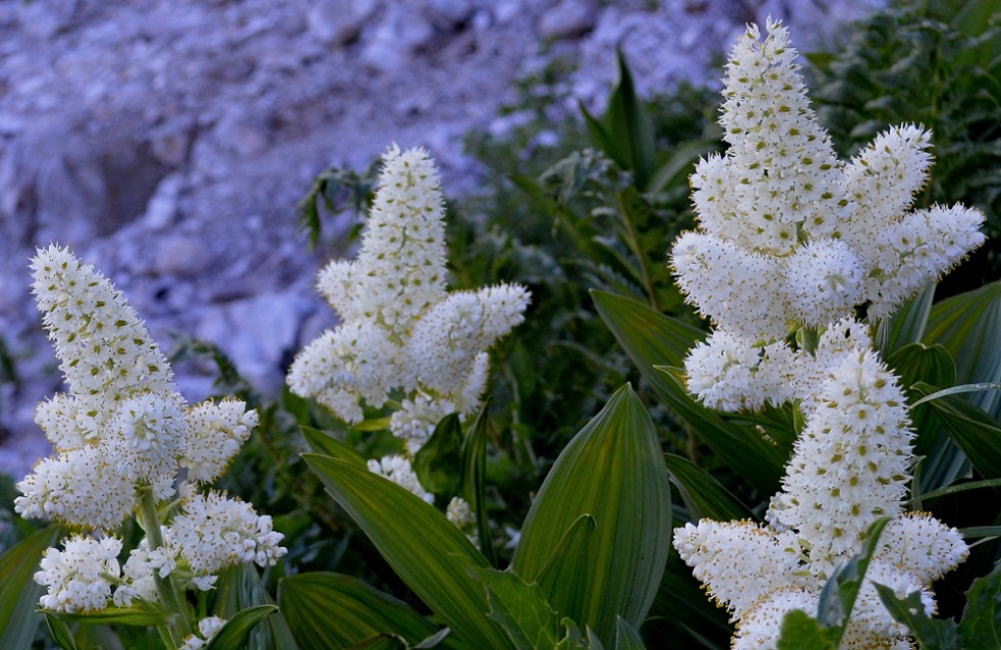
606 49 656 187
278 572 437 648
887 343 957 393
45 615 77 650
204 605 277 650
924 281 1001 418
876 283 935 355
511 384 671 643
53 605 168 628
886 343 961 491
303 454 509 648
914 383 1001 479
959 560 1001 647
776 610 834 650
0 525 60 650
413 413 463 499
347 634 408 650
873 585 960 649
535 515 597 623
300 426 366 468
816 517 891 645
592 289 786 492
612 618 645 650
461 404 495 565
212 563 298 650
465 565 560 649
664 453 751 522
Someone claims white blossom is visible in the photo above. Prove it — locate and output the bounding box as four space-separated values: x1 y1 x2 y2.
767 349 914 570
15 446 137 531
179 616 227 650
673 520 807 618
675 339 968 648
367 455 434 504
670 20 984 344
446 497 476 530
288 146 529 453
169 491 286 575
684 330 806 412
182 400 259 483
35 535 122 613
388 392 455 453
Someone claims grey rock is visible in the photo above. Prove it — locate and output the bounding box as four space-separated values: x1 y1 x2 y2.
538 0 597 40
307 0 377 46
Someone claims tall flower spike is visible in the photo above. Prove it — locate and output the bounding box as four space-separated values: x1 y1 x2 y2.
17 246 261 525
670 19 984 352
675 329 968 648
288 146 530 453
766 348 914 572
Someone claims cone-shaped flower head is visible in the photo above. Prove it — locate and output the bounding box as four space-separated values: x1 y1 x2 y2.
671 19 984 343
15 246 260 528
288 146 530 451
674 331 967 648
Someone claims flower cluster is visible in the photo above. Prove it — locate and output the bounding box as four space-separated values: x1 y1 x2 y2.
672 22 972 648
287 146 529 518
672 19 984 397
178 617 226 650
14 245 285 615
675 343 967 648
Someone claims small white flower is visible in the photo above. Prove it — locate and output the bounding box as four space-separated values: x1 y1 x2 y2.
178 616 227 650
169 491 286 575
35 535 122 613
367 455 434 504
182 400 259 483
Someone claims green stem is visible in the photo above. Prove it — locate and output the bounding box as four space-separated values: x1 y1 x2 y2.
138 487 192 645
614 191 659 311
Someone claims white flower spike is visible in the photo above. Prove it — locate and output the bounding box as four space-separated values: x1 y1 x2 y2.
671 18 984 356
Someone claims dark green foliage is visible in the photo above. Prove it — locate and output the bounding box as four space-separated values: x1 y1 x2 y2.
811 0 1001 285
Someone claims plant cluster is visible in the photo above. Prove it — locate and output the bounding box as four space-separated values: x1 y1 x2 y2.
2 3 1001 650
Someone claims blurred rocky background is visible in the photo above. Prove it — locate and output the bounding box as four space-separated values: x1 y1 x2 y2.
0 0 881 476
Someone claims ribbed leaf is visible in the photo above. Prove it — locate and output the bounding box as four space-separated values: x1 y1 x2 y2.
606 49 656 188
535 515 597 623
924 281 1001 418
511 384 671 644
914 383 1001 479
593 289 785 492
461 405 495 564
816 517 891 645
664 453 751 522
612 618 645 650
877 283 935 355
301 426 366 468
44 615 77 650
278 573 437 648
413 413 463 497
303 454 509 648
874 586 960 649
54 604 168 628
464 565 560 650
0 525 62 650
204 605 277 650
212 563 298 650
886 342 961 491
